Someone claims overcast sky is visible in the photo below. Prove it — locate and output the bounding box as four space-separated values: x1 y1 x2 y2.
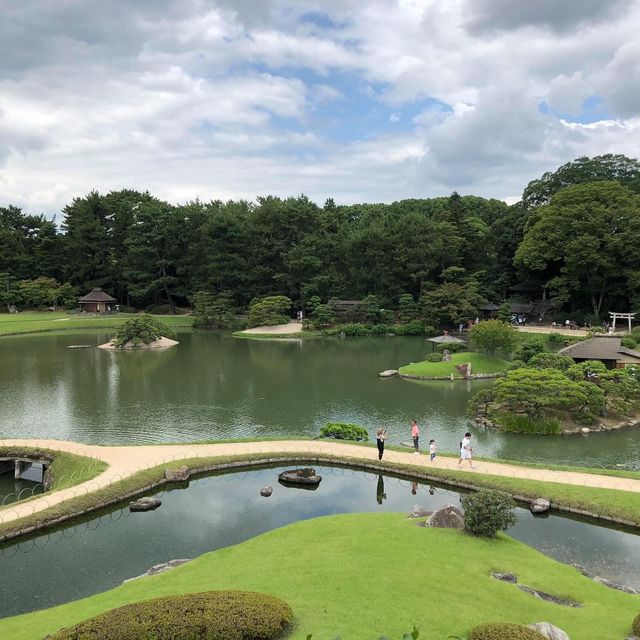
1 0 639 215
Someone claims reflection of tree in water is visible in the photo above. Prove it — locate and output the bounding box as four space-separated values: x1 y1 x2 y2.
376 475 386 505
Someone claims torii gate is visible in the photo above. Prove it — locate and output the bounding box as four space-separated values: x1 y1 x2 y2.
609 312 635 333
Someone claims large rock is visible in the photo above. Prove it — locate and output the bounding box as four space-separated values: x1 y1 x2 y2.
260 486 273 497
427 504 464 529
129 496 162 512
408 505 431 519
528 622 570 640
164 466 190 482
278 468 322 488
593 576 639 594
530 497 550 514
379 369 398 378
490 572 518 584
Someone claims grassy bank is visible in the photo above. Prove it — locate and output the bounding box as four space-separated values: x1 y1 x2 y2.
399 352 510 377
2 450 640 543
0 312 194 338
1 513 636 640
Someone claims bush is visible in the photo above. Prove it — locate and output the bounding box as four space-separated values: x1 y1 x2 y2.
514 337 545 363
494 413 561 435
371 324 390 335
340 323 372 336
118 306 137 314
528 353 574 371
248 295 292 328
435 341 466 353
47 591 293 640
393 320 425 336
425 352 442 362
462 489 517 537
548 332 564 345
319 422 369 441
470 320 517 357
622 336 638 349
112 314 174 347
633 613 640 636
422 325 438 338
469 622 546 640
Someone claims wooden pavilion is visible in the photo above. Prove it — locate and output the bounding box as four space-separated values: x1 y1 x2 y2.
557 336 640 369
78 288 117 314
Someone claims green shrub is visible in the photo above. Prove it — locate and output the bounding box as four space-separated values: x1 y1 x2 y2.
469 622 545 640
633 613 640 636
341 323 372 336
622 336 638 349
548 332 564 345
528 353 574 371
117 306 137 314
494 413 561 435
422 325 438 337
435 341 466 353
394 320 425 336
462 489 517 537
371 324 390 335
248 295 292 328
514 337 545 363
425 352 442 362
319 422 369 441
47 591 293 640
112 314 174 347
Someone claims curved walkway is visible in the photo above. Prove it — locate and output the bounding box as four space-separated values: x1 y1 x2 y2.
1 439 639 526
237 321 303 335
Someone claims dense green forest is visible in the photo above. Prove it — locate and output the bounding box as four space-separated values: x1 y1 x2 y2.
2 154 640 322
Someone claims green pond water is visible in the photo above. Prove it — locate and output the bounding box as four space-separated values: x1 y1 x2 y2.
0 331 639 469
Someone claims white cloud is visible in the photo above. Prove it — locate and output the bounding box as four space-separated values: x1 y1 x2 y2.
1 0 640 213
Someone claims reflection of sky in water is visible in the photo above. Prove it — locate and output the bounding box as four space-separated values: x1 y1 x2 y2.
0 466 638 619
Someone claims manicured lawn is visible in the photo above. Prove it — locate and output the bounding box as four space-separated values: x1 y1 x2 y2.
399 352 510 377
1 513 636 640
0 312 193 337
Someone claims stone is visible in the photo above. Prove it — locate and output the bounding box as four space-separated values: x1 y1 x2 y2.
518 585 581 608
427 504 464 529
260 486 273 497
164 466 190 482
530 497 550 514
278 468 322 488
491 572 518 584
129 496 162 512
527 622 570 640
581 427 590 434
123 559 190 583
379 369 398 378
408 505 431 519
593 576 639 594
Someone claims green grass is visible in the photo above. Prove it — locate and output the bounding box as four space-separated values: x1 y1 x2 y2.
493 413 562 435
0 312 193 338
1 513 637 640
399 352 510 377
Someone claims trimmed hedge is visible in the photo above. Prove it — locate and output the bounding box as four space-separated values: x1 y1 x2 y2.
462 489 517 538
46 591 293 640
469 622 545 640
633 613 640 636
319 422 369 441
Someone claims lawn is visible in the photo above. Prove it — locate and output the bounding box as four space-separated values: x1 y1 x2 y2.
399 352 510 377
0 312 194 338
1 513 636 640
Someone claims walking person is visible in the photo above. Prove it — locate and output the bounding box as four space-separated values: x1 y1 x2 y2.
458 432 474 470
376 427 387 461
411 420 420 454
429 439 437 462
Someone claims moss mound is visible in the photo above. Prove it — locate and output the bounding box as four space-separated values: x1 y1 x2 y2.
469 622 546 640
46 591 293 640
633 613 640 636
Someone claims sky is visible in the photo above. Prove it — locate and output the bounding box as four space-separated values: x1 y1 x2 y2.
1 0 640 215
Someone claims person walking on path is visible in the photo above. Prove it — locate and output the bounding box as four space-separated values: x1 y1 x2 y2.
376 428 387 461
411 420 420 454
429 439 437 462
458 431 474 469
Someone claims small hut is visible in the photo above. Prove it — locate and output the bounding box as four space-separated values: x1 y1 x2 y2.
78 288 117 314
557 336 640 369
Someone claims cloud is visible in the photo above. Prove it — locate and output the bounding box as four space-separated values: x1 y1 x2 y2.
1 0 640 214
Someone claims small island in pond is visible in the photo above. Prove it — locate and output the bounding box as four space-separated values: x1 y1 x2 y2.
98 315 179 350
399 352 510 380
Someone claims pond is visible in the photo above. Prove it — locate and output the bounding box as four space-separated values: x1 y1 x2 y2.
0 465 638 619
1 331 639 469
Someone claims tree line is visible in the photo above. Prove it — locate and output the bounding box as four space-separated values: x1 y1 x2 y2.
2 154 640 322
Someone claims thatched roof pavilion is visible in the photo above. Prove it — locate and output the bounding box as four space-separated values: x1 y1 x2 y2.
78 288 117 314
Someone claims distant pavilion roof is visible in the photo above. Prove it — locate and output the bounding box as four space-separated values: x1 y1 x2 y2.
79 288 117 303
557 336 640 363
479 303 501 312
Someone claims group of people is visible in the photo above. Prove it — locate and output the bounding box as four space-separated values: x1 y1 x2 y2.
375 421 475 470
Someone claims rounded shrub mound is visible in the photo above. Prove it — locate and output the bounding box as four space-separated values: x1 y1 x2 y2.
469 622 546 640
47 591 293 640
319 422 369 441
633 613 640 636
462 489 517 538
112 314 174 347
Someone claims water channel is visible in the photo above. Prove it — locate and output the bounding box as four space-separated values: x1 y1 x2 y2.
1 464 639 619
1 331 639 469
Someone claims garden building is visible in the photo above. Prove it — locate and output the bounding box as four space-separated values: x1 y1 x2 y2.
78 288 118 314
557 336 640 369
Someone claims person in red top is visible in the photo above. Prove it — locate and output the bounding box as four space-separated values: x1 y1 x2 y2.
411 420 420 454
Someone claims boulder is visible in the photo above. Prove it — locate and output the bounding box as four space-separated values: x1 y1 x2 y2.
379 369 398 378
528 622 570 640
408 505 431 519
491 572 518 584
530 497 550 514
164 466 190 482
129 496 161 512
581 427 590 434
278 468 322 489
427 504 464 529
260 486 273 497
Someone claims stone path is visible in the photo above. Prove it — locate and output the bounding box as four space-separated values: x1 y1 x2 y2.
238 321 303 335
1 439 639 526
